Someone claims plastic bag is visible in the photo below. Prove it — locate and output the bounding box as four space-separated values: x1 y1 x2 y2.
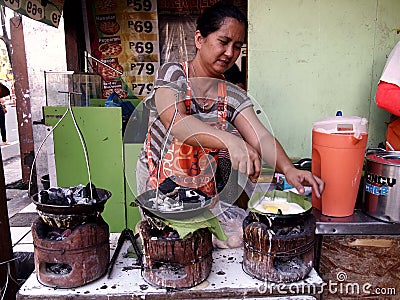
105 91 135 117
212 204 247 249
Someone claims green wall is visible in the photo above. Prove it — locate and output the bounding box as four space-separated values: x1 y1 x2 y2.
44 106 141 232
248 0 400 158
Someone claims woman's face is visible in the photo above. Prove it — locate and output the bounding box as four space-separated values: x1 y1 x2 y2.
196 17 245 78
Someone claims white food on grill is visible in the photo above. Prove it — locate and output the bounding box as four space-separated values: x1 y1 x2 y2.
255 197 305 215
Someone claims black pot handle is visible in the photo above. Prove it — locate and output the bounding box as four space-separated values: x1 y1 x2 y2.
293 158 312 170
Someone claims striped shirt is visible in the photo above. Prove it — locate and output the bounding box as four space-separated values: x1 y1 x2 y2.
139 62 253 168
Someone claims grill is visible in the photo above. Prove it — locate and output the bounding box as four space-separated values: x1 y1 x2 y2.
242 211 316 283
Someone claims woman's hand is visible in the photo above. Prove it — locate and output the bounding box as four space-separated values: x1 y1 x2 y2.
227 138 262 179
284 167 324 198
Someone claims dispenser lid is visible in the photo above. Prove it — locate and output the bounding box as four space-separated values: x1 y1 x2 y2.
313 116 368 137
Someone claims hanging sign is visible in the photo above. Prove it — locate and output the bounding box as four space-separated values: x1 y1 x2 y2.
87 0 160 100
0 0 64 28
157 0 218 15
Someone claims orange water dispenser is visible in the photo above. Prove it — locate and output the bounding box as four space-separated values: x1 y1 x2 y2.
312 114 368 217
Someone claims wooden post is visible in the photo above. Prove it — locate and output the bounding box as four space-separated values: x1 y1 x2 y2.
9 16 37 193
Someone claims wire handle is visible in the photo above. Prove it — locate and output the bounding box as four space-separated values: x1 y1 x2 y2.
28 91 94 200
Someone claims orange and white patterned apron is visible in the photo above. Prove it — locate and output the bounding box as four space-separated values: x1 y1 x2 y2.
145 62 228 195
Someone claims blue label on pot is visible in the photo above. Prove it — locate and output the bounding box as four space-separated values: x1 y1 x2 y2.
365 182 389 196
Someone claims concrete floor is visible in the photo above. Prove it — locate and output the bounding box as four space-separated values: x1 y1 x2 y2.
4 154 35 254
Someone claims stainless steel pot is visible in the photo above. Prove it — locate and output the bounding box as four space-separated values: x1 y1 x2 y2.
363 149 400 223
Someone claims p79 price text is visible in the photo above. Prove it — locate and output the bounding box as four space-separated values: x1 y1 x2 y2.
132 83 153 96
130 63 155 76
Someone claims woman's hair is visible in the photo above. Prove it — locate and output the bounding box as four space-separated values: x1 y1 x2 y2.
196 1 248 38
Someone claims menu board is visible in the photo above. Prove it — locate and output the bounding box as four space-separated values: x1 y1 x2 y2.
0 0 64 27
87 0 160 100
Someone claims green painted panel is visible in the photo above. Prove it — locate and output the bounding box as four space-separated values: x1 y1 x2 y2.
43 106 126 232
89 98 142 108
248 0 399 157
124 143 143 230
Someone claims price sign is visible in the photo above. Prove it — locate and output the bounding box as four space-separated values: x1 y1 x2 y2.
89 0 159 100
127 0 155 12
127 20 156 34
3 0 21 11
0 0 63 27
128 41 155 54
130 62 156 76
25 0 44 20
49 8 62 27
131 82 154 96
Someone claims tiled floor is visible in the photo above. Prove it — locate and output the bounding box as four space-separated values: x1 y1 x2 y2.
10 203 36 253
4 154 34 253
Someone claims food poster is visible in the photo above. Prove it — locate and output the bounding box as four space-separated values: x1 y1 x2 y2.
86 0 160 101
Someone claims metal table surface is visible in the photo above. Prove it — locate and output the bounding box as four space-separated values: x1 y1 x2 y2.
313 208 400 235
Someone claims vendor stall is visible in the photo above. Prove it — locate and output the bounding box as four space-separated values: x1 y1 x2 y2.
17 234 323 299
16 208 400 300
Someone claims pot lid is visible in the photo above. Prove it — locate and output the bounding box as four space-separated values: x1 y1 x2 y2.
313 115 368 137
366 151 400 166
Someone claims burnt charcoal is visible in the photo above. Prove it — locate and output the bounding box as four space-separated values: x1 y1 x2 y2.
178 188 199 202
73 184 98 204
46 263 72 275
148 195 183 211
62 188 74 205
46 188 71 206
275 225 304 236
39 190 49 204
273 256 308 274
40 184 100 206
84 183 99 200
148 224 180 240
47 228 72 241
178 188 210 204
152 262 186 279
159 177 178 194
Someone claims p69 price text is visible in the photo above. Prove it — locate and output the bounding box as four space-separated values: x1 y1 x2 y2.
26 0 44 20
128 20 154 33
129 41 154 54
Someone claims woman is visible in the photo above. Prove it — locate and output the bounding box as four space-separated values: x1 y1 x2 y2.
136 1 324 201
376 41 400 150
0 97 7 146
0 82 10 146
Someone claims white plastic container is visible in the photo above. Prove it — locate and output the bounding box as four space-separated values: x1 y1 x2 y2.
312 116 368 139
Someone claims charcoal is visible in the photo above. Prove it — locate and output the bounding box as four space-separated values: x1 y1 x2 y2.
159 177 178 194
39 183 99 206
46 263 72 275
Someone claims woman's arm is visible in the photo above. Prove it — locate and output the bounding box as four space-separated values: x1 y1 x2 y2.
154 85 323 196
234 107 324 197
376 81 400 116
154 87 261 176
